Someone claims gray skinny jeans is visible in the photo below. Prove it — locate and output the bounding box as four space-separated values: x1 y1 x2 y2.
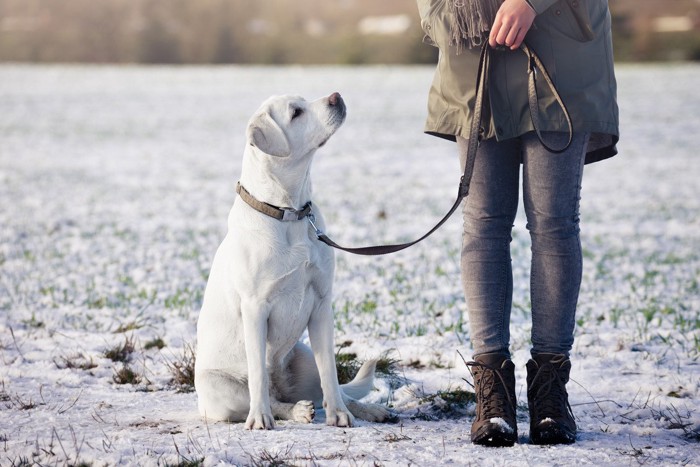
457 131 590 359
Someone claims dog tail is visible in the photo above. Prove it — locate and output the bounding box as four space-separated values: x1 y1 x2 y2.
340 359 377 400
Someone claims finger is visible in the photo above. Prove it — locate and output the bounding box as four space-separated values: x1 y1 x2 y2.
505 26 522 48
511 28 528 49
489 19 502 47
495 25 510 47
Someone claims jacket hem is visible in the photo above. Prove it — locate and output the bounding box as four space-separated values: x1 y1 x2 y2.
425 122 619 165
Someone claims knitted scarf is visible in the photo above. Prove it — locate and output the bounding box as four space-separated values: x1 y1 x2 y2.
449 0 503 53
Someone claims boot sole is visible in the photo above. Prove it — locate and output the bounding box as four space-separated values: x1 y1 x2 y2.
472 424 517 447
530 424 576 445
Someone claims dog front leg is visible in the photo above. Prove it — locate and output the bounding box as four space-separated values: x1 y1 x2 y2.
308 301 354 427
242 303 274 430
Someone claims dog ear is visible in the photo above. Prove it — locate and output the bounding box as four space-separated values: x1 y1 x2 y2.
246 112 290 157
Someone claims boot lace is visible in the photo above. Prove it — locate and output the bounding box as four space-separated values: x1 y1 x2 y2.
530 363 573 421
466 361 516 421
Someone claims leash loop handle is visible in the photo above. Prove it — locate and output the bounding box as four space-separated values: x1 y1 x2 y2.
522 43 573 154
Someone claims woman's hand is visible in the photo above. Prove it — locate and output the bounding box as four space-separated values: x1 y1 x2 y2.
489 0 537 50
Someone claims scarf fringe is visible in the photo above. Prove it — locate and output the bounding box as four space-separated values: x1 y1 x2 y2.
449 0 502 53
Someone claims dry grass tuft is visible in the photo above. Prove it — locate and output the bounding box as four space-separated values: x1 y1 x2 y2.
103 336 136 363
164 344 196 392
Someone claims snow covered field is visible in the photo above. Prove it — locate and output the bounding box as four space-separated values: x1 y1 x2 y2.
1 63 699 466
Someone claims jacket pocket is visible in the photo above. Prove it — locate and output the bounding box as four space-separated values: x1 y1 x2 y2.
544 0 595 42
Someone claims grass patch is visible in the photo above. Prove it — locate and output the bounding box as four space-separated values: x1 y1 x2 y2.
21 312 44 329
653 404 700 442
113 320 145 333
0 381 9 402
244 445 296 467
412 387 476 421
103 336 136 363
164 286 202 311
166 459 204 467
144 337 166 350
164 343 196 392
335 352 360 385
7 392 42 410
113 364 142 385
384 431 412 442
375 352 400 377
54 353 97 371
335 344 400 388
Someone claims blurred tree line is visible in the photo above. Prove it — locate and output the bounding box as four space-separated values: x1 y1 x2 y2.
0 0 435 64
610 0 700 61
0 0 698 64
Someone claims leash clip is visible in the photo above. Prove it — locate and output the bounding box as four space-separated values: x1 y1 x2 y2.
307 213 324 237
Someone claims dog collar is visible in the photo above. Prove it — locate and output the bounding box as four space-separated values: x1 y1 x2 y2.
235 182 312 222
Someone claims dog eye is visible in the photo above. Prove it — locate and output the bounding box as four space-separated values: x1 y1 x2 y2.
291 107 304 120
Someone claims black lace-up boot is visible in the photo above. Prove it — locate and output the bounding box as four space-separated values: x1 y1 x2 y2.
526 353 576 445
467 353 518 447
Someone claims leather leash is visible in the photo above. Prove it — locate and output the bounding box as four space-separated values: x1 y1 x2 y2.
313 42 572 255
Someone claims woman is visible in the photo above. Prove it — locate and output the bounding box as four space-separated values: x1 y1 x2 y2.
416 0 619 446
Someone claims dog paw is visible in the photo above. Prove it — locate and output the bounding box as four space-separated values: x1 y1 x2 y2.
245 411 275 430
325 407 355 427
347 400 396 423
363 404 396 423
291 400 315 423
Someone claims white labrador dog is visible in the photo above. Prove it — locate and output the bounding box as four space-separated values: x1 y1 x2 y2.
195 93 391 429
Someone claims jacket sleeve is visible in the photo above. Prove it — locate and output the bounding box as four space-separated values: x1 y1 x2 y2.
526 0 560 15
416 0 431 19
416 0 438 47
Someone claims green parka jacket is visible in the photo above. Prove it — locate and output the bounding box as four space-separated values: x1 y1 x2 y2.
417 0 619 163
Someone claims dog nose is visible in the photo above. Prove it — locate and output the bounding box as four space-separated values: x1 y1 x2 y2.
329 92 342 106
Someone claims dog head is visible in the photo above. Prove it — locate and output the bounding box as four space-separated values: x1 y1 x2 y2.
246 93 346 158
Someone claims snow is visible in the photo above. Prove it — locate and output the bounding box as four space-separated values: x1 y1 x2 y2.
489 418 515 434
1 63 699 466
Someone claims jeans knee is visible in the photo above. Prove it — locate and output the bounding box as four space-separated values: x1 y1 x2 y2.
526 214 581 257
526 214 580 241
462 219 513 259
463 210 514 238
